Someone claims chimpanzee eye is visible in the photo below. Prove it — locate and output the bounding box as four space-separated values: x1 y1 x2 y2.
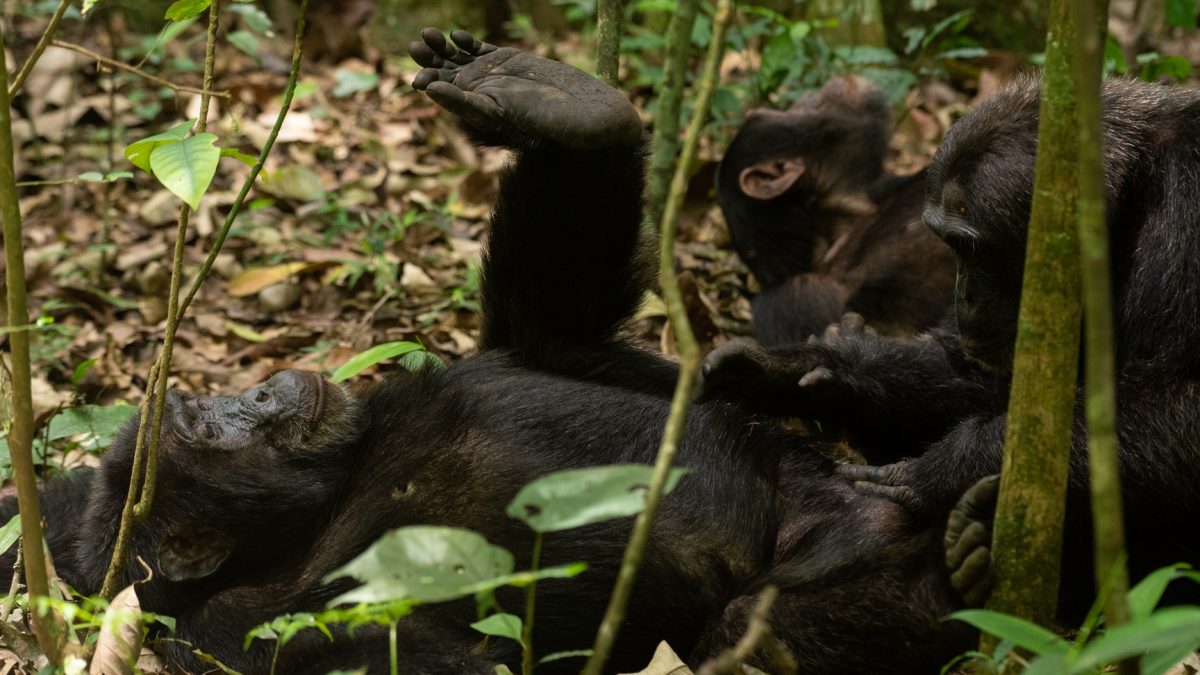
256 390 270 403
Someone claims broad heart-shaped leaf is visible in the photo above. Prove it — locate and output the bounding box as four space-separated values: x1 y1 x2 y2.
1069 607 1200 673
507 465 689 533
331 341 426 382
470 613 523 644
325 526 514 605
948 610 1068 656
124 119 195 173
149 133 220 210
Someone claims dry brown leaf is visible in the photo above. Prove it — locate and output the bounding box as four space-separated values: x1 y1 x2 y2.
89 584 142 675
228 262 313 297
620 641 693 675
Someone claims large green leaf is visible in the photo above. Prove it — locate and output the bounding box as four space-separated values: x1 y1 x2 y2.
1128 564 1192 620
325 526 514 605
124 119 195 173
165 0 212 21
948 610 1067 656
1070 607 1200 672
507 465 688 533
331 342 427 382
149 133 221 209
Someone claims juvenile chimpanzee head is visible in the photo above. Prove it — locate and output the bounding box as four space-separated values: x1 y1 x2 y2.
926 76 1200 373
717 76 893 288
82 370 364 600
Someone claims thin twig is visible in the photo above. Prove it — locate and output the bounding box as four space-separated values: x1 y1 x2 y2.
0 24 63 664
0 540 23 622
696 587 797 675
7 0 73 98
582 1 735 673
49 39 230 99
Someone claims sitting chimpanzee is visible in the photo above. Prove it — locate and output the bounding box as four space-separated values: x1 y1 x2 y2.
702 76 1200 618
2 31 977 674
716 76 956 346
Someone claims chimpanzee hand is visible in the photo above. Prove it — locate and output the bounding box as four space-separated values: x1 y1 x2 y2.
409 28 642 149
695 312 877 418
837 459 924 511
944 475 998 608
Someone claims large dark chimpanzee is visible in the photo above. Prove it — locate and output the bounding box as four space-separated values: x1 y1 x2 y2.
2 31 975 674
701 76 1200 618
716 76 956 346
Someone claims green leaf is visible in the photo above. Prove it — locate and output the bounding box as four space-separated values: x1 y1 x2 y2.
484 562 588 589
0 515 21 556
44 403 137 452
1166 0 1199 27
331 342 425 382
325 526 515 605
948 610 1068 656
72 358 97 384
149 133 221 209
1128 564 1191 620
226 30 260 61
331 70 380 98
1142 642 1200 675
537 650 593 666
124 119 196 174
471 613 523 644
165 0 212 21
507 465 688 533
397 350 446 372
1022 651 1069 675
220 148 259 168
1070 607 1200 672
243 623 278 650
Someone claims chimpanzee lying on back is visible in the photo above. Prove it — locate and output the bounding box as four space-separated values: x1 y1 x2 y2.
717 76 956 346
702 76 1200 618
2 31 975 674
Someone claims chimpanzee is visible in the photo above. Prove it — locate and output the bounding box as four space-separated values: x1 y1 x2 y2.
2 31 977 674
701 75 1200 618
716 76 956 346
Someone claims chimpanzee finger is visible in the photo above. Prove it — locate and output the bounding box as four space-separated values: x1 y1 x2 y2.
956 474 1000 521
420 27 459 60
409 42 449 69
450 30 498 56
837 461 905 485
945 520 990 570
841 311 865 334
950 547 995 608
850 480 923 511
411 67 457 92
822 322 841 343
424 81 503 127
798 366 834 388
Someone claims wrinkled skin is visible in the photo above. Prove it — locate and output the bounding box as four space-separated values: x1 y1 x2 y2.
2 31 977 675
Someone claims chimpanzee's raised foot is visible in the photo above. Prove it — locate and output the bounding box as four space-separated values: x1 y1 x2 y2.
944 474 999 608
409 28 642 150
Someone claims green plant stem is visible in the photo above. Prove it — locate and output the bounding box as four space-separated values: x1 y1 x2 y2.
7 0 73 98
389 620 398 675
986 0 1082 643
595 0 624 86
521 532 543 675
180 0 309 316
0 25 63 665
643 0 699 232
582 2 734 673
100 0 224 599
1074 0 1133 645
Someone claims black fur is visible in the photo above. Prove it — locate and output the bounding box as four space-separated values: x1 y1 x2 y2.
716 76 956 345
1 34 975 674
702 76 1200 618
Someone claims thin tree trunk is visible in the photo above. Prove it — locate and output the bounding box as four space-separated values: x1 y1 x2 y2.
644 0 699 231
0 25 62 666
987 0 1083 630
596 0 623 86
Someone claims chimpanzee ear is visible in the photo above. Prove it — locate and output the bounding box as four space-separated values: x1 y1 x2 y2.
158 526 235 582
738 158 806 200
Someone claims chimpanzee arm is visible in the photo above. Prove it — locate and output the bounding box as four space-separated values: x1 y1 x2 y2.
700 317 998 460
0 468 94 586
409 29 651 358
